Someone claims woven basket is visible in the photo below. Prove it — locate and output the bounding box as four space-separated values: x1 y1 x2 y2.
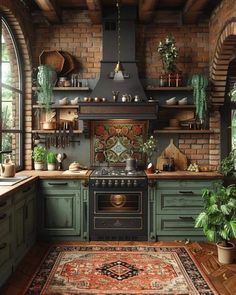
60 51 76 75
39 50 65 73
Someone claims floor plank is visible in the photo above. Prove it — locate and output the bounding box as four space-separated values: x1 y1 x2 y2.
1 240 236 295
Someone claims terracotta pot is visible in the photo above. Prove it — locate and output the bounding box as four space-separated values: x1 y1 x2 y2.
217 241 235 264
42 121 56 130
34 162 44 171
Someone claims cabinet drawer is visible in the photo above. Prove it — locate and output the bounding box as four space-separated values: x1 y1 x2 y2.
157 190 203 214
14 183 36 204
39 180 80 190
0 198 12 212
0 209 12 237
156 180 220 190
0 235 12 268
156 214 203 236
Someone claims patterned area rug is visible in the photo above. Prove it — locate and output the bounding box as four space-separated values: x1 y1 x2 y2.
25 245 217 294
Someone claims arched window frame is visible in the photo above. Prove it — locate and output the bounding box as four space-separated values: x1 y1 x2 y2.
0 15 24 170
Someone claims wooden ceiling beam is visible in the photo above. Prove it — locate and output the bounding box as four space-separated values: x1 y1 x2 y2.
183 0 209 24
35 0 62 23
86 0 102 24
139 0 158 23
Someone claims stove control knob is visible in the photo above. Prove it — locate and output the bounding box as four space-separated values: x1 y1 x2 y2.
133 180 138 187
101 180 106 187
114 180 119 187
127 180 132 187
108 180 113 187
95 180 100 187
120 179 125 187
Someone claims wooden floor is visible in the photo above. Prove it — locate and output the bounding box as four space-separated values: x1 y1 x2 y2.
1 240 236 295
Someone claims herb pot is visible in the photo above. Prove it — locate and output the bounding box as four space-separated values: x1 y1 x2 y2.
34 162 44 171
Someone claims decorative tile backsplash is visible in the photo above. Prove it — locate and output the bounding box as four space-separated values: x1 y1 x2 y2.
91 120 148 165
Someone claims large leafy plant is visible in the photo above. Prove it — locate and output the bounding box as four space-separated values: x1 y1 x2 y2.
195 184 236 247
157 36 178 73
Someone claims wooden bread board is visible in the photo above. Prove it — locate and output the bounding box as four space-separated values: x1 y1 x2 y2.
156 139 188 171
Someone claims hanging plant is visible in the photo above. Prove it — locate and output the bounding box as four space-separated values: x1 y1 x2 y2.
157 36 178 73
36 65 56 111
191 74 208 121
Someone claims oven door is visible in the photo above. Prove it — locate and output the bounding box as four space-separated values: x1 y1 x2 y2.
94 191 142 214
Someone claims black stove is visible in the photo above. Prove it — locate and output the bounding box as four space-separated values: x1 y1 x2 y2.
89 167 148 241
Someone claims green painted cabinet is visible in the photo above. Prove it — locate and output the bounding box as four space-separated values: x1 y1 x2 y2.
0 197 13 287
38 179 88 240
13 183 37 267
149 179 221 241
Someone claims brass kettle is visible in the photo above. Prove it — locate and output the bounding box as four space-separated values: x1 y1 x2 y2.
0 156 15 177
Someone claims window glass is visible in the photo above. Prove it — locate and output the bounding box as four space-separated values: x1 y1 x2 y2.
0 18 23 169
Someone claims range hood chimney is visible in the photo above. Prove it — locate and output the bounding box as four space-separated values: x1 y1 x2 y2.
79 6 158 120
91 6 147 101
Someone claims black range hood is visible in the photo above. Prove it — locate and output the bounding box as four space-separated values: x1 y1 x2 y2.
86 6 157 120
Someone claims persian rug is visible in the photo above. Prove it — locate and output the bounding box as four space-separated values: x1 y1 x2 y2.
25 245 217 295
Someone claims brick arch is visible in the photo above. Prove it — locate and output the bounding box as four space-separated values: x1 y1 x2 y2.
210 18 236 105
0 1 33 169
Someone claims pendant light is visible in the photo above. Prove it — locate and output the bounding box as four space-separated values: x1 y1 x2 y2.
113 0 124 81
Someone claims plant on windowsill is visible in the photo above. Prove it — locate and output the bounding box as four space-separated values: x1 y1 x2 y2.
47 151 57 171
32 146 46 170
195 184 236 264
218 149 236 176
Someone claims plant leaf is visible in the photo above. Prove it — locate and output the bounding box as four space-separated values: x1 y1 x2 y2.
205 229 217 242
229 221 236 237
195 212 207 228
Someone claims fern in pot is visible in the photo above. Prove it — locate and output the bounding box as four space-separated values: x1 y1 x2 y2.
195 184 236 264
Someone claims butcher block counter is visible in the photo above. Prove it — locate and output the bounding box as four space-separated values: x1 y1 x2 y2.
146 171 222 179
0 170 91 198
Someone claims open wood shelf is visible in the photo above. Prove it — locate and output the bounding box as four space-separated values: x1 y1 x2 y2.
32 87 90 91
32 104 78 109
32 129 83 134
146 86 193 91
153 129 216 134
159 104 195 109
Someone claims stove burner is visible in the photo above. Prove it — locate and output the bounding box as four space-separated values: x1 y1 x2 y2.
91 167 146 177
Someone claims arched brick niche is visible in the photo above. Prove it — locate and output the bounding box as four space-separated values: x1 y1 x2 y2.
210 18 236 105
0 1 33 169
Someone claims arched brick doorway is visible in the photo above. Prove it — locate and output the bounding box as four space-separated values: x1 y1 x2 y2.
211 18 236 105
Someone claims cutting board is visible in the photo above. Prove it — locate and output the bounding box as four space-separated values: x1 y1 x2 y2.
156 139 188 171
62 170 89 175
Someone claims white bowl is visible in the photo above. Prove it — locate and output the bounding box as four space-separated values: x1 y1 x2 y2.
59 97 68 105
178 97 188 105
166 97 177 105
71 97 79 105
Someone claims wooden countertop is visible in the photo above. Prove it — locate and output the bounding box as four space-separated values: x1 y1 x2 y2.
0 170 91 199
0 169 222 199
146 170 222 179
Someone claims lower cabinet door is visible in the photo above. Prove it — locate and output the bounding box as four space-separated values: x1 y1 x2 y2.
156 214 203 237
0 235 13 287
25 194 36 247
41 192 80 236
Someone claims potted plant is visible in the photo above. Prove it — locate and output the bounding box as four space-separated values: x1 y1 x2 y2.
190 74 208 128
47 151 57 171
141 135 157 173
157 36 180 87
195 184 236 264
32 146 46 170
36 65 57 129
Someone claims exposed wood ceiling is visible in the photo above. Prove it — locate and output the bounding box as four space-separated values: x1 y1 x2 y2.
32 0 221 24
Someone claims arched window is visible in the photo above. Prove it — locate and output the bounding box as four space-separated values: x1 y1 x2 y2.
0 16 23 169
